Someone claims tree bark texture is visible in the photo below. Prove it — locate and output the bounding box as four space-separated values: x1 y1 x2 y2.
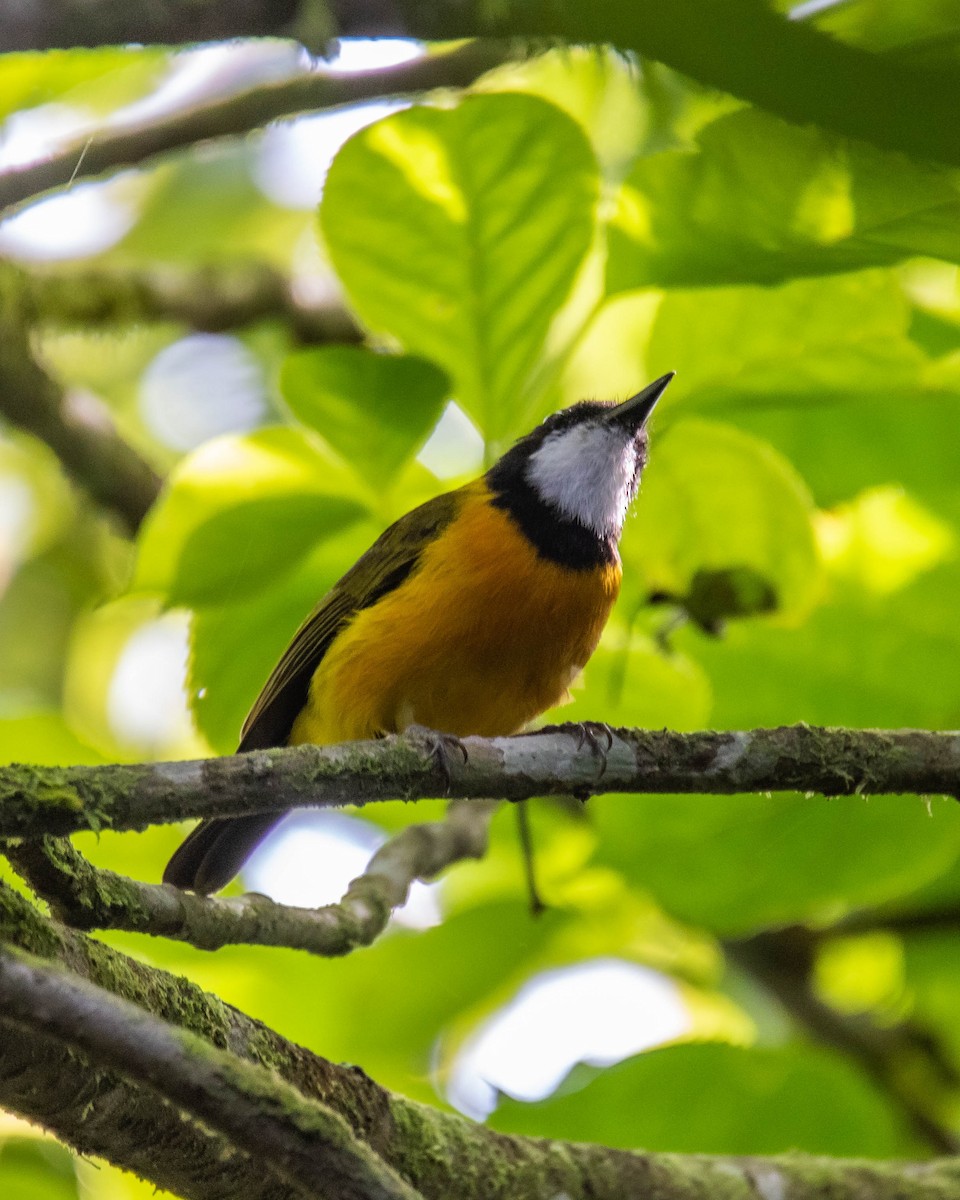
0 725 956 841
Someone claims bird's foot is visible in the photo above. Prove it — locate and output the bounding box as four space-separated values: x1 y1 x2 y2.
569 721 614 777
404 724 469 793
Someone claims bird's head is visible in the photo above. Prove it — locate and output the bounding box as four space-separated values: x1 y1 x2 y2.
488 372 673 545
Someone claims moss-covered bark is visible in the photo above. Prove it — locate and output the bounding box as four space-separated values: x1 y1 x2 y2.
0 725 957 842
3 880 960 1200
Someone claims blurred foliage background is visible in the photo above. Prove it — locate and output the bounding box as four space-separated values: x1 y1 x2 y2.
2 4 960 1195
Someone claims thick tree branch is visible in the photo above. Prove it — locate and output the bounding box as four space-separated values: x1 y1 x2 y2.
4 881 960 1200
0 272 162 532
728 929 960 1158
0 41 512 217
0 725 956 842
0 0 304 51
0 1019 278 1200
21 263 363 345
0 945 422 1200
7 800 497 953
4 3 959 169
329 0 960 168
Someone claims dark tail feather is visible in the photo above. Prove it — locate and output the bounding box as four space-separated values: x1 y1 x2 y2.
162 813 285 895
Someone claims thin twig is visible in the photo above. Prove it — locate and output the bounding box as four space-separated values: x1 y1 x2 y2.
514 802 546 917
6 801 497 953
21 262 363 345
0 944 423 1200
0 279 161 532
0 724 957 842
0 42 513 217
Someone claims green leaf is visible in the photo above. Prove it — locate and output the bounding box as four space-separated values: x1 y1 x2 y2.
694 561 960 732
477 47 657 181
599 564 960 933
321 93 599 442
281 347 449 486
189 522 379 752
0 433 74 565
114 148 311 268
647 271 925 409
623 418 822 621
491 1042 911 1157
607 108 960 290
556 636 713 732
0 710 103 766
167 493 364 609
903 931 960 1070
730 389 960 513
0 1139 79 1200
135 427 367 608
813 0 960 65
594 790 960 936
0 47 166 122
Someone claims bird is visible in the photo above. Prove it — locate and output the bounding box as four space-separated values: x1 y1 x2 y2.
163 372 674 894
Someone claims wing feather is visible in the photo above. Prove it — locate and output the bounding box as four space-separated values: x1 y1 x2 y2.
238 487 463 751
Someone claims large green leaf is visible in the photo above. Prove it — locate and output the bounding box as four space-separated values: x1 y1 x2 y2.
600 555 960 934
593 790 960 936
607 108 960 291
812 0 960 65
903 931 960 1071
135 427 367 608
479 47 647 180
646 271 926 409
694 559 960 732
623 417 822 621
0 1139 79 1200
188 521 379 752
491 1042 911 1156
320 93 599 443
732 389 960 512
280 347 449 487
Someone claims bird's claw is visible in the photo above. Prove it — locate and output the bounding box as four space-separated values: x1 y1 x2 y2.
569 721 614 776
405 724 468 793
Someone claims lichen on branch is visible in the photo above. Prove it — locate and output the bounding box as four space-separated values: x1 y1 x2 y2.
4 878 960 1200
7 800 497 953
0 724 956 842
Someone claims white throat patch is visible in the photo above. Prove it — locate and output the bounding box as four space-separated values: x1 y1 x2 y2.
526 423 638 538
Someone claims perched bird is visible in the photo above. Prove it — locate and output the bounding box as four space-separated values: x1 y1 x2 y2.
163 372 674 894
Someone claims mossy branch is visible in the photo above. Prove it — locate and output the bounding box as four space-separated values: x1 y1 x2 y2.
0 269 162 533
0 943 422 1200
5 880 960 1200
21 262 363 346
5 2 960 170
332 0 960 168
0 724 957 842
0 41 512 217
6 800 497 953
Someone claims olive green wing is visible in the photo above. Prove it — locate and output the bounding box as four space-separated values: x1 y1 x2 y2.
238 486 463 752
165 486 467 894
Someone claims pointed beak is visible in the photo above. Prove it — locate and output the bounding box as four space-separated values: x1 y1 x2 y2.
605 372 674 431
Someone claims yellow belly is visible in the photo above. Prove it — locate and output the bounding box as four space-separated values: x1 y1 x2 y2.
289 484 621 745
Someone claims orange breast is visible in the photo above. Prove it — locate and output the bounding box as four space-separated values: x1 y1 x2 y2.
290 482 621 745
